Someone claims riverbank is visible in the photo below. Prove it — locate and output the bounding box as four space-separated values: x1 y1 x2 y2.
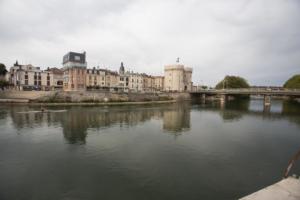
0 90 191 105
239 176 300 200
0 99 178 106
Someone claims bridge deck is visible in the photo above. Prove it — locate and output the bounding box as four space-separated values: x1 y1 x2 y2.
191 89 300 96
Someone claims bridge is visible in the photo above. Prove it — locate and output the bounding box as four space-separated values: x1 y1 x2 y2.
190 89 300 106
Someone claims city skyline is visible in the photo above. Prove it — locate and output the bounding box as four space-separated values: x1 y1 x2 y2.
1 0 300 86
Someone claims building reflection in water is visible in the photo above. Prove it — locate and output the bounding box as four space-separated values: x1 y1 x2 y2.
8 103 192 143
7 99 300 143
163 103 190 135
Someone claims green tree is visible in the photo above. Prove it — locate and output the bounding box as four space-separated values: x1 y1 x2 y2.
283 75 300 89
0 63 7 76
0 80 9 89
215 75 250 89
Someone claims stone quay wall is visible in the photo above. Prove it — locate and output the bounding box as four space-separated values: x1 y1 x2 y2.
0 91 191 103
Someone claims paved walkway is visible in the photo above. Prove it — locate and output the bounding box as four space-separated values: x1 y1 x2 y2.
240 177 300 200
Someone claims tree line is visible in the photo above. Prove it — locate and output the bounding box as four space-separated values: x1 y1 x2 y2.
214 74 300 89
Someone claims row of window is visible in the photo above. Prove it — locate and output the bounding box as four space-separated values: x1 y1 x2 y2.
89 76 105 81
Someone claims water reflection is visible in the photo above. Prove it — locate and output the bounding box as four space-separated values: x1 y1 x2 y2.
195 99 300 124
220 100 250 122
163 103 190 134
4 99 300 143
7 103 191 143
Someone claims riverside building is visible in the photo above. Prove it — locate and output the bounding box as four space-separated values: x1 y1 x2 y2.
62 51 87 91
8 61 63 91
153 76 164 91
86 67 121 91
7 53 193 92
164 62 193 92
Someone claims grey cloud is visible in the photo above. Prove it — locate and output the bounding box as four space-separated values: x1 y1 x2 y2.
0 0 299 86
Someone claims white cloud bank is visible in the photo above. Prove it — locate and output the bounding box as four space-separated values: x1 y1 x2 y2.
0 0 299 86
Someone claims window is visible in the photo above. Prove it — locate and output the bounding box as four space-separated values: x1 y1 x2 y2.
75 55 80 61
25 80 28 85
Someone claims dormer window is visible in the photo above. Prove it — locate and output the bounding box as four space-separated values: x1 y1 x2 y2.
75 55 80 61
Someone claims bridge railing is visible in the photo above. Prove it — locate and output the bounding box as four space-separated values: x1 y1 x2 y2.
194 88 300 93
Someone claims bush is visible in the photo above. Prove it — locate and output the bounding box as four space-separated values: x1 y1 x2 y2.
0 80 9 89
215 75 250 89
283 75 300 89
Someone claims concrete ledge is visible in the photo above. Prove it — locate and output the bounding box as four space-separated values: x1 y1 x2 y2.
240 177 300 200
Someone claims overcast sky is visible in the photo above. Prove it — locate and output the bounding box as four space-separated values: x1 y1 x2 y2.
0 0 299 86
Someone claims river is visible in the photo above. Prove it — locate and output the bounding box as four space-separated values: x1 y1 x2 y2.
0 99 300 200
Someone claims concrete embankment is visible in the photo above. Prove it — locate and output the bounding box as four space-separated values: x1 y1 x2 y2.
0 90 191 105
240 176 300 200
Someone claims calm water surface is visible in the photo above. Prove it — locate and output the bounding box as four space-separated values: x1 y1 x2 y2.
0 99 300 200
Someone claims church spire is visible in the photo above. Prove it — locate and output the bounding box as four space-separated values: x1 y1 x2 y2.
14 60 19 66
119 62 125 75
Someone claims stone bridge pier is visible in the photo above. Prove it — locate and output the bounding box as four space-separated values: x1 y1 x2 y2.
264 95 271 107
201 94 206 104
